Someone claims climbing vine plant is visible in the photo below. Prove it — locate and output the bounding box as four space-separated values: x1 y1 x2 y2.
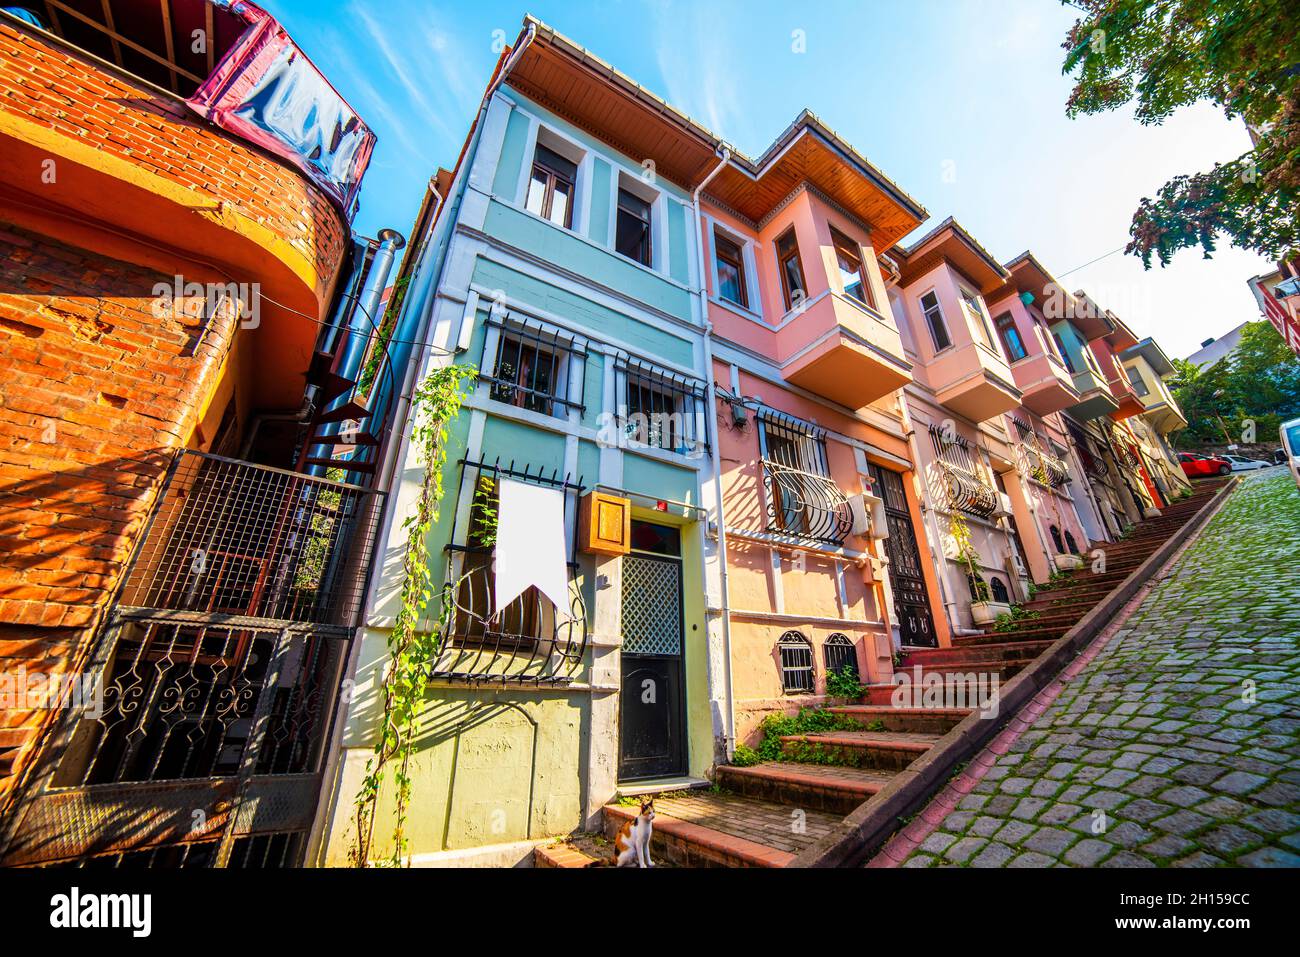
350 364 476 867
948 511 988 602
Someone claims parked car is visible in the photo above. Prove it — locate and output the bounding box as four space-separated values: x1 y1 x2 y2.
1281 418 1300 490
1220 454 1271 472
1177 452 1232 477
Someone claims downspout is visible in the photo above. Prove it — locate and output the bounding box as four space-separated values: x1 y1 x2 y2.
691 147 735 758
305 25 536 866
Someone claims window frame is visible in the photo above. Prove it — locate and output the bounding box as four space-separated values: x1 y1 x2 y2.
481 314 587 420
959 287 993 348
1125 364 1150 397
775 227 807 312
830 226 872 308
919 290 952 352
713 230 749 309
615 186 653 267
524 143 577 230
994 312 1028 362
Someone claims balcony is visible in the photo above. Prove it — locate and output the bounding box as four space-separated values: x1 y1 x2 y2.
1068 367 1121 420
1106 376 1147 421
774 292 912 409
1009 351 1080 415
930 341 1022 421
1139 399 1188 434
0 10 367 409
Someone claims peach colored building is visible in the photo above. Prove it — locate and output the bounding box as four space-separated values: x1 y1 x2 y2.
696 114 946 742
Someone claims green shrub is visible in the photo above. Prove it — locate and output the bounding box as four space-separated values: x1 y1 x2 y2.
825 664 866 699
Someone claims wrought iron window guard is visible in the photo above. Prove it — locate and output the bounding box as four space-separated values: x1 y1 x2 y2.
614 352 710 456
929 425 999 518
758 410 851 545
823 632 858 679
434 458 589 683
480 312 587 417
778 631 815 694
762 460 854 545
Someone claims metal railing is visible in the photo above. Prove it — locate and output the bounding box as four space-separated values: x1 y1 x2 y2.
120 452 383 628
480 313 587 418
614 352 709 456
434 458 589 683
762 460 854 544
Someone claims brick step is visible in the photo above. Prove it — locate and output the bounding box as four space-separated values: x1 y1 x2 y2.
902 638 1055 665
825 704 972 735
1025 589 1115 611
954 622 1074 644
534 842 602 868
603 791 838 867
1026 577 1127 604
715 761 896 815
903 659 1028 682
779 729 939 771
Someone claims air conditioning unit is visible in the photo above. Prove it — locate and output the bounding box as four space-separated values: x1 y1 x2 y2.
849 492 888 539
995 492 1014 518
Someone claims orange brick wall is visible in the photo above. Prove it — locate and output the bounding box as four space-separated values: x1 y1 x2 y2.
0 23 350 815
0 22 348 280
0 222 241 804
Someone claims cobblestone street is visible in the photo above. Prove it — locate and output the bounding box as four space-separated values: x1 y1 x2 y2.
897 471 1300 868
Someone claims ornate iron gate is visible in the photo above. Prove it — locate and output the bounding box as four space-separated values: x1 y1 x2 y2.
0 451 382 867
868 464 937 648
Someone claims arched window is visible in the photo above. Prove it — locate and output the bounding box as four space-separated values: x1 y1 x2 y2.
778 631 814 693
1050 524 1065 553
823 633 858 680
1064 530 1079 555
990 576 1010 603
968 573 990 602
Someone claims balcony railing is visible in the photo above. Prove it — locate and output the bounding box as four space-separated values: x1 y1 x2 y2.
120 451 383 629
762 460 854 545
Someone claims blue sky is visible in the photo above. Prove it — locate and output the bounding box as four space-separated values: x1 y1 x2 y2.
264 0 1271 359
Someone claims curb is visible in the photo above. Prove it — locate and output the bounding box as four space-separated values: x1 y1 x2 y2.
788 478 1240 868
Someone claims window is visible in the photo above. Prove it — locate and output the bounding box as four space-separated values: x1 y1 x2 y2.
961 289 993 347
1053 332 1077 373
1050 524 1065 553
759 412 852 544
524 144 576 229
482 316 586 419
619 355 709 456
929 424 999 518
775 228 806 311
1064 530 1079 555
713 231 748 308
615 188 652 266
1125 365 1150 397
994 313 1028 362
778 631 814 694
823 633 858 680
831 227 871 307
920 291 951 352
990 576 1010 603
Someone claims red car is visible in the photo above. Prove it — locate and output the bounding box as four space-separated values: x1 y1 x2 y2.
1178 452 1232 477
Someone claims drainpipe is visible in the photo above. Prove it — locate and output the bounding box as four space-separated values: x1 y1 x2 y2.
691 147 735 758
305 25 536 866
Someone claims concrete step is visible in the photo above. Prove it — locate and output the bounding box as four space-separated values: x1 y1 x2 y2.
779 729 940 771
825 704 972 735
715 761 897 815
603 790 839 867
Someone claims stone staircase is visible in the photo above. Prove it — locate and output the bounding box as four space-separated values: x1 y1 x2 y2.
538 478 1230 867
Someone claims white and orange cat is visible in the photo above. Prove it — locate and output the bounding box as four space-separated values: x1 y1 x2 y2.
612 798 655 867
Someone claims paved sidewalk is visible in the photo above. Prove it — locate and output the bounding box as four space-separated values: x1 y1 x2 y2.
887 471 1300 868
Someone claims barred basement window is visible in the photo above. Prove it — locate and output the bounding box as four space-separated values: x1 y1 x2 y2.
1064 530 1079 555
759 411 852 544
1050 524 1065 553
481 314 586 419
779 631 815 693
990 576 1010 603
824 633 858 679
615 353 709 456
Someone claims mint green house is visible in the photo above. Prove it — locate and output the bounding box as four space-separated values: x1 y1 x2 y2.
313 18 736 865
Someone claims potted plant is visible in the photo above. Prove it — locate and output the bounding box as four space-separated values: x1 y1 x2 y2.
949 512 1010 625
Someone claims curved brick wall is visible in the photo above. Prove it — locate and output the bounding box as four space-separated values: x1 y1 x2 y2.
0 22 348 283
